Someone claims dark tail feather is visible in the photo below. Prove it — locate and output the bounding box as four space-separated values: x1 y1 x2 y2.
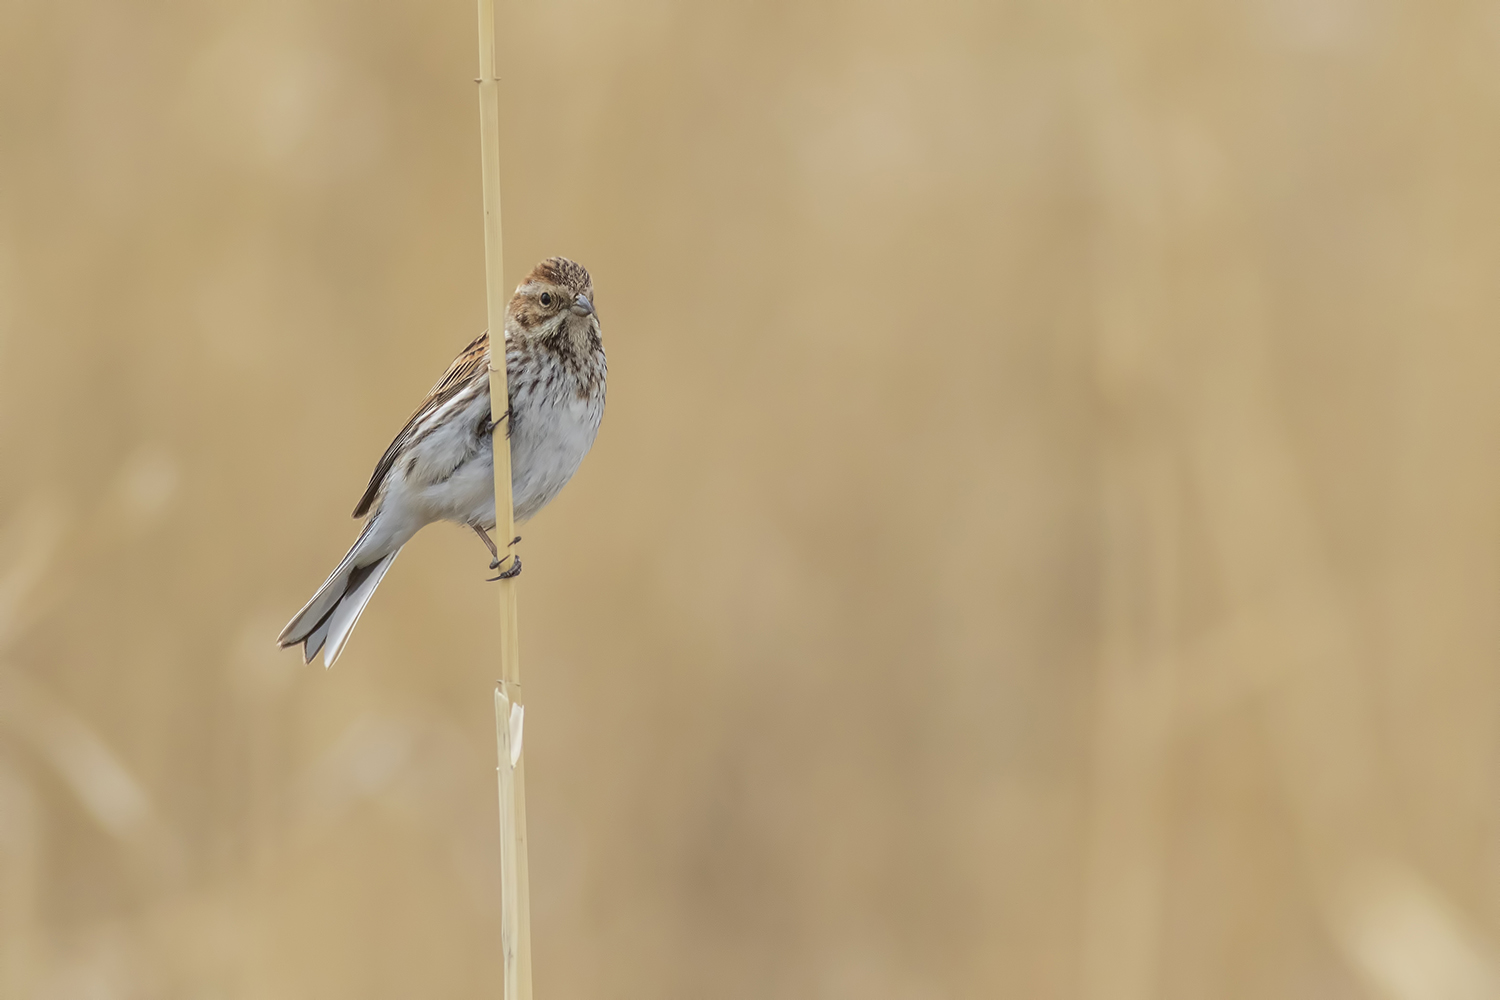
278 522 401 667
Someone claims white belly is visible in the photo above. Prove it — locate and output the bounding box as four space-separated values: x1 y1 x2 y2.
371 375 601 551
508 379 604 523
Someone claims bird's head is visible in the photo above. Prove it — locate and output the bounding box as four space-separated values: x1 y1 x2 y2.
505 256 598 348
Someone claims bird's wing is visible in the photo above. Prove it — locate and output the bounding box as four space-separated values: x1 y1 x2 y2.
351 331 494 518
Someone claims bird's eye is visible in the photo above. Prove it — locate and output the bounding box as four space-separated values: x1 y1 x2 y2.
540 292 552 306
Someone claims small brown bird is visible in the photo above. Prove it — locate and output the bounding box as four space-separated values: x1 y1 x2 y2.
278 257 606 666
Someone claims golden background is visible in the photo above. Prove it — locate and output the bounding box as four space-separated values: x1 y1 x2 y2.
3 0 1499 997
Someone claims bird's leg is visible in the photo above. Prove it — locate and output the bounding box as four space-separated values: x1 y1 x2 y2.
482 408 513 439
471 524 501 569
486 535 523 581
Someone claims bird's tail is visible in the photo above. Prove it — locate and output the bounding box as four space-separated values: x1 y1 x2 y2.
277 521 402 668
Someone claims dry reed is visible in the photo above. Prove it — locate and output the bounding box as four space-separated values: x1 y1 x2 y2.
476 0 532 996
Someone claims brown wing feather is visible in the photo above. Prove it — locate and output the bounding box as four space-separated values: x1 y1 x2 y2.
352 331 493 518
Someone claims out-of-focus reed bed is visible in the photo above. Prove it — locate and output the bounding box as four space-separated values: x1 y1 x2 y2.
4 1 1500 997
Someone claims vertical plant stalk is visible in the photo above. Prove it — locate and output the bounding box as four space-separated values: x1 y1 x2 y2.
477 2 532 998
495 682 530 1000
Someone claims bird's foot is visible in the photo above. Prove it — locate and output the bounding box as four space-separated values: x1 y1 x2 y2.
483 409 514 439
487 554 522 581
486 536 522 578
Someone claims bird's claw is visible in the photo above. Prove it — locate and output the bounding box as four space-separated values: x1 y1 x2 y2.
487 555 522 581
483 409 514 439
486 536 522 579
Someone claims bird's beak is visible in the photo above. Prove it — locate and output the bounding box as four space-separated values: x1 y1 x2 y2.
571 293 595 317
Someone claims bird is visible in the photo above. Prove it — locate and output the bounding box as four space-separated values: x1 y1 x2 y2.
277 256 606 667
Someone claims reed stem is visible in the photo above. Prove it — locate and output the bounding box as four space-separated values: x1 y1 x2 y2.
477 2 532 997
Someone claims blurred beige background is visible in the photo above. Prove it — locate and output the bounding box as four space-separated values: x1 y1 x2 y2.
3 0 1500 997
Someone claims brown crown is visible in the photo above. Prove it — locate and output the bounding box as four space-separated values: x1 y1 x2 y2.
524 257 592 296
